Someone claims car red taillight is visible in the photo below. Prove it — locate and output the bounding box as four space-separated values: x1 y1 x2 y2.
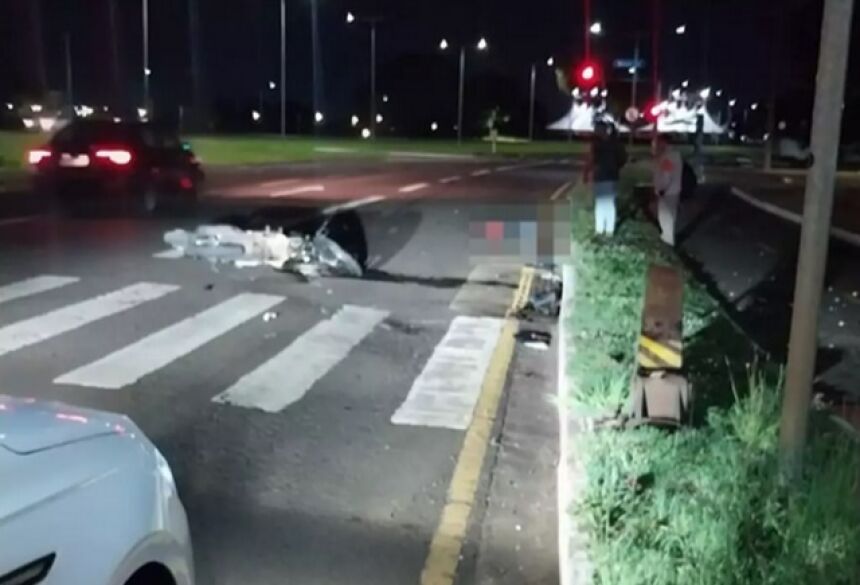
94 148 133 166
27 148 52 166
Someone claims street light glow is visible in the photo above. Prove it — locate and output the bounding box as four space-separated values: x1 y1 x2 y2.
137 107 149 120
589 86 599 98
681 80 689 88
477 37 488 51
699 87 712 99
144 67 152 76
346 11 355 23
315 111 325 123
361 128 371 139
376 114 383 123
351 115 359 127
628 66 636 75
4 103 12 111
600 89 609 98
431 121 439 132
439 38 449 51
675 24 687 35
382 95 389 103
547 57 555 67
251 110 261 122
715 89 723 97
729 99 738 107
750 102 759 111
268 80 277 90
589 21 603 35
30 104 43 113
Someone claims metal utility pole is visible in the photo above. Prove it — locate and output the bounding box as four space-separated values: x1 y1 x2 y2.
779 0 855 472
764 7 783 171
280 0 287 137
142 0 150 108
457 47 466 144
310 0 322 130
370 22 378 138
528 64 536 141
64 33 73 109
188 0 205 130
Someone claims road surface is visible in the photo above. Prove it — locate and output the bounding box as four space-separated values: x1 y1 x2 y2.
0 157 571 584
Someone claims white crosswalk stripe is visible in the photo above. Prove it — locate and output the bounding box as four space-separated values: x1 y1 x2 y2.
391 316 504 430
0 282 178 358
55 293 284 389
0 275 79 305
213 305 388 413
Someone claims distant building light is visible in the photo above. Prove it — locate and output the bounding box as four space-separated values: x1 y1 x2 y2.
750 102 759 111
144 67 152 76
675 24 687 35
600 89 609 98
382 95 389 103
589 87 599 98
589 21 603 35
729 99 738 107
715 89 723 97
268 80 277 90
778 120 787 131
30 104 43 113
103 106 109 112
22 118 35 129
315 111 324 124
351 115 360 127
346 11 356 23
477 37 489 51
431 121 439 132
37 116 57 132
4 103 12 111
547 57 555 67
376 114 383 123
628 66 636 75
361 127 371 139
251 110 261 122
681 80 689 88
439 38 449 51
699 87 712 99
137 108 148 120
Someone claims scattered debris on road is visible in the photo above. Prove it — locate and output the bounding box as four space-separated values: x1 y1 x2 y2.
516 265 562 319
163 220 363 278
515 329 552 350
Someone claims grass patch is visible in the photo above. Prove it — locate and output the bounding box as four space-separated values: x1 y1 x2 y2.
567 167 860 584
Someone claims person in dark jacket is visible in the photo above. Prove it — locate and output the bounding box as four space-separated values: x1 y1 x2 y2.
588 123 627 236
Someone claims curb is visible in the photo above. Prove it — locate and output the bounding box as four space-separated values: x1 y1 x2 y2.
729 186 860 248
557 261 593 585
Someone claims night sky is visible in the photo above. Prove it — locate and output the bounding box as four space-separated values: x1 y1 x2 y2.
0 0 852 135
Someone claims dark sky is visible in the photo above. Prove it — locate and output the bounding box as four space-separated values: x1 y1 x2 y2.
0 0 848 133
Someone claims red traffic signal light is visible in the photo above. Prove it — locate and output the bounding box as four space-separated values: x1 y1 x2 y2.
575 60 601 88
645 101 664 122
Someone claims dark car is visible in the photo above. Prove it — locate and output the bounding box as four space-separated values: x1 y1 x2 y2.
28 119 203 215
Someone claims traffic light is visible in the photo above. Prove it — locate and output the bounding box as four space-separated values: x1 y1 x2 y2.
644 101 664 123
575 60 601 88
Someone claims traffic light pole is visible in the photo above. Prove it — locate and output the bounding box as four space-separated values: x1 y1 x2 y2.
779 0 855 473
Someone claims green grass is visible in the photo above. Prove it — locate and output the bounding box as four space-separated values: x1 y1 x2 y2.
566 170 860 584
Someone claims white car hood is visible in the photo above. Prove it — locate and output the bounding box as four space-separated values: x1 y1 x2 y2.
0 395 128 454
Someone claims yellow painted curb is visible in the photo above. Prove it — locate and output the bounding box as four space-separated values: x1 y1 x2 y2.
420 267 530 585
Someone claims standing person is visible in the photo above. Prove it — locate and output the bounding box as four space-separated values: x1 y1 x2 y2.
588 123 627 236
653 135 684 246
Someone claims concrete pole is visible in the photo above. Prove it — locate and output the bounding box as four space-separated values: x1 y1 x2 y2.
528 64 536 141
457 47 466 144
280 0 287 137
779 0 855 472
370 23 377 139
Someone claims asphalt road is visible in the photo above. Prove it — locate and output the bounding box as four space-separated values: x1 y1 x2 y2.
0 158 571 584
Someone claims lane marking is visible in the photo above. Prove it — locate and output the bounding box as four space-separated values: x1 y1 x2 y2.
399 182 429 193
55 293 283 389
213 305 388 413
471 169 491 177
0 216 41 227
0 276 79 305
389 151 475 160
550 180 574 201
270 184 325 197
0 282 178 358
496 165 517 172
419 267 531 585
153 249 184 259
323 195 387 215
258 178 299 189
391 316 504 429
439 176 462 184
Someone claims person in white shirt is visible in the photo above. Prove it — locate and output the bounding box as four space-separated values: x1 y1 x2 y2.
652 136 683 246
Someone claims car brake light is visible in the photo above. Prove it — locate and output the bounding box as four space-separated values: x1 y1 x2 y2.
27 148 51 165
94 149 133 165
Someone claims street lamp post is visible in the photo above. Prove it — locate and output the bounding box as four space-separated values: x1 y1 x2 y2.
142 0 150 107
441 37 488 144
347 13 382 138
528 64 536 141
280 0 287 136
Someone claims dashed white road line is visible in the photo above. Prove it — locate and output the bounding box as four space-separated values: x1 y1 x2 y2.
496 165 518 172
0 276 79 305
471 169 491 177
439 176 462 184
55 293 283 389
550 180 574 201
270 184 325 197
213 305 388 413
399 182 429 193
0 282 178 358
323 195 387 215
